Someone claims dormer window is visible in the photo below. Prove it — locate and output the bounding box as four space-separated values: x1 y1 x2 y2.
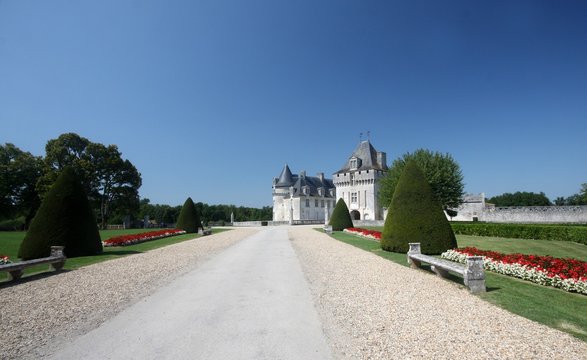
349 157 361 170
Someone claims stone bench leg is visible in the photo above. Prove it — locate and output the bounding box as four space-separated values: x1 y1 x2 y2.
8 270 23 281
407 243 421 268
51 261 65 271
464 256 486 293
431 265 450 278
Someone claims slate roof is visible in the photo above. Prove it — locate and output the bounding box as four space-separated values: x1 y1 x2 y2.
275 164 294 187
274 164 335 198
334 140 388 174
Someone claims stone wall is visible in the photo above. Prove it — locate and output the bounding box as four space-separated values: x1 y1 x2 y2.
480 206 587 224
450 193 587 223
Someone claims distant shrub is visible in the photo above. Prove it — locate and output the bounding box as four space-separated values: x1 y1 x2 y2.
451 223 587 245
176 197 201 233
329 198 354 231
0 217 25 231
18 168 102 260
381 161 457 254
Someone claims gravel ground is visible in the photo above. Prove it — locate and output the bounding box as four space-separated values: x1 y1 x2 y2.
0 228 257 359
289 227 587 359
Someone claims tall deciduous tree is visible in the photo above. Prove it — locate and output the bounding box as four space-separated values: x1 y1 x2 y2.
379 149 464 210
37 133 142 228
560 183 587 205
0 143 43 225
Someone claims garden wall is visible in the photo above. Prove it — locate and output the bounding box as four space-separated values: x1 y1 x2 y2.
480 206 587 224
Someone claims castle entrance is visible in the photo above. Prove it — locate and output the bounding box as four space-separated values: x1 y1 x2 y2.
350 210 361 220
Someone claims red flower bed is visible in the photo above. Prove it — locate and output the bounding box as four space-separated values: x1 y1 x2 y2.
454 247 587 281
103 229 187 247
344 227 382 240
0 255 11 265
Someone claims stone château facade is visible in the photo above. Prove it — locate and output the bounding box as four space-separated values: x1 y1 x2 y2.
333 140 388 220
272 165 336 223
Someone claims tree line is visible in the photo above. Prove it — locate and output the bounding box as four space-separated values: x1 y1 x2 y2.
138 199 272 226
1 133 272 230
487 187 587 207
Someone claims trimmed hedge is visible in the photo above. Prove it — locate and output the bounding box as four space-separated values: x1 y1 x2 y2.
329 198 354 231
176 197 201 233
381 161 457 254
451 223 587 245
18 167 102 259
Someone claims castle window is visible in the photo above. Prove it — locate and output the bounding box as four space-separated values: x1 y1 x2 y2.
351 192 358 203
321 200 325 208
350 158 357 169
305 199 310 207
315 199 319 207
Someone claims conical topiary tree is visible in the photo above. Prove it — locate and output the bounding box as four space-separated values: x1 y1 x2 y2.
176 197 201 233
329 198 354 231
381 160 457 254
18 167 102 260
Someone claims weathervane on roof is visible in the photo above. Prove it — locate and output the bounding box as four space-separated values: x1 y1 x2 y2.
360 131 371 142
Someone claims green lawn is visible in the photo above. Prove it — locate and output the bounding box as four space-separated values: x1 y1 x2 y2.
326 229 587 342
456 234 587 261
0 228 230 282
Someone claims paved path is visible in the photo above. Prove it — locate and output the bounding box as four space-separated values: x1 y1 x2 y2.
51 228 331 360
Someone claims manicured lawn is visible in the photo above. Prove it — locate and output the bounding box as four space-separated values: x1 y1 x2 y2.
0 228 230 282
326 229 587 342
456 234 587 261
364 226 587 261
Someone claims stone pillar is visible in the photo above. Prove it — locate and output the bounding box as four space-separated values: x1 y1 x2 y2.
50 246 65 258
324 204 329 225
230 212 234 225
464 256 486 293
289 186 294 225
407 243 421 268
50 246 66 271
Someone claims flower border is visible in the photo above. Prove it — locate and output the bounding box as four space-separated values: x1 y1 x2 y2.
343 227 381 241
441 248 587 295
0 255 11 265
103 229 187 247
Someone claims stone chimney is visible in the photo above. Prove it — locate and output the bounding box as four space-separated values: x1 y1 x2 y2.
377 152 387 168
317 172 324 182
300 170 306 179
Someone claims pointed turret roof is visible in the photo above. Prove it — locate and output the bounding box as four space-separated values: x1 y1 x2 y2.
275 164 294 187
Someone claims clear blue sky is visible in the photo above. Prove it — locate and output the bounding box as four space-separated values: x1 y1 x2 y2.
1 1 586 208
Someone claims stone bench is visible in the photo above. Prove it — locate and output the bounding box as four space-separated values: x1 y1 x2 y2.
0 246 66 281
407 243 486 293
198 228 212 236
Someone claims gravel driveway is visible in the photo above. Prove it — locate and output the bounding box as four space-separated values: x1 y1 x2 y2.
289 226 587 359
2 226 586 359
0 228 257 359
